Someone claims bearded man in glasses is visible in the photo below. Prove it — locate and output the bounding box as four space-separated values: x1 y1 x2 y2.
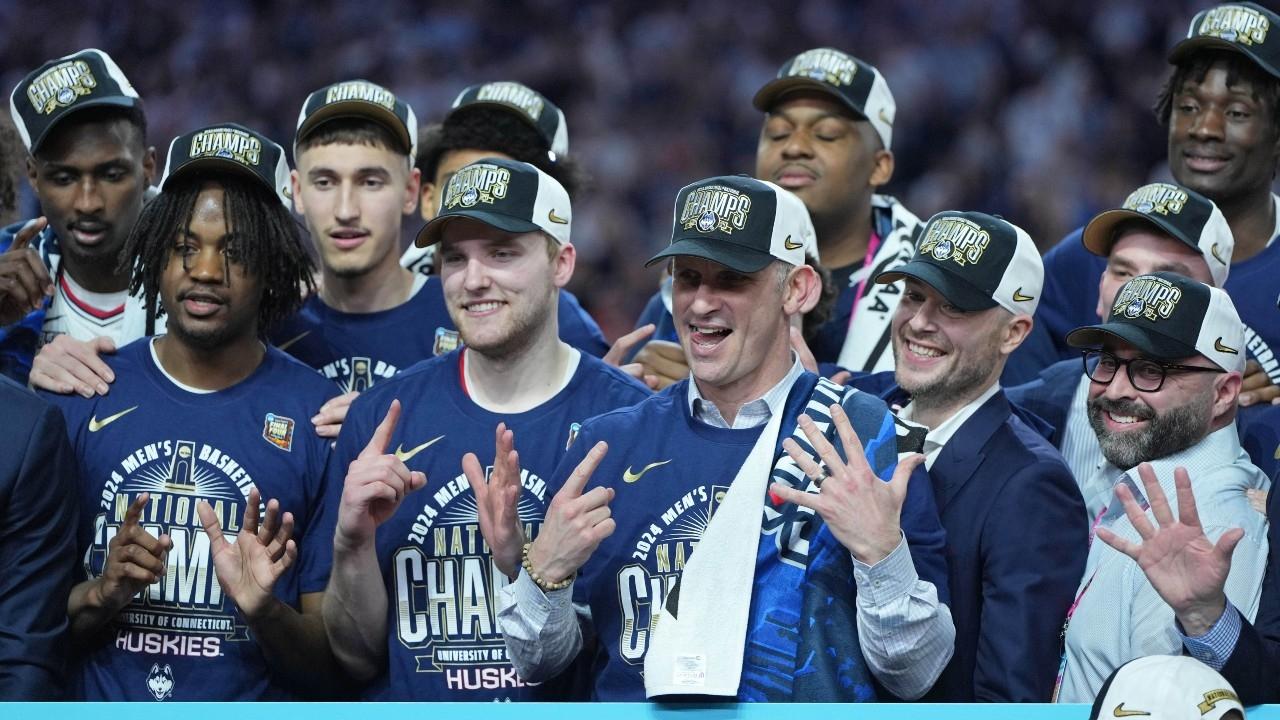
1053 271 1270 702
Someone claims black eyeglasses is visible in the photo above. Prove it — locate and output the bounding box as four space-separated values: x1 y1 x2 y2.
1082 349 1225 392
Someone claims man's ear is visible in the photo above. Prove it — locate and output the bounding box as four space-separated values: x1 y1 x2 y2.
289 169 305 215
420 179 439 222
1213 370 1244 419
1000 313 1034 355
402 167 422 216
552 241 576 289
142 145 157 186
783 264 821 317
25 156 38 197
869 147 894 188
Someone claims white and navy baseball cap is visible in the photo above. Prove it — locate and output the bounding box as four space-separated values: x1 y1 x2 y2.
415 157 571 247
448 81 568 161
875 211 1042 315
10 48 142 154
161 123 292 207
752 47 896 150
646 175 815 273
295 79 417 160
1170 2 1280 79
1083 182 1233 289
1089 656 1244 720
1067 271 1246 373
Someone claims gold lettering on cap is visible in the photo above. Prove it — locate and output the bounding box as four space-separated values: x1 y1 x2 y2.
444 163 511 208
324 81 396 111
1123 183 1188 216
189 128 263 167
474 82 544 123
918 216 990 267
1197 689 1240 715
786 48 858 87
679 185 752 235
1111 275 1183 323
1197 5 1270 46
27 60 98 115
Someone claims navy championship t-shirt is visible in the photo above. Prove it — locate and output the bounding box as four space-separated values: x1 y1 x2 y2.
554 374 948 701
42 339 338 701
273 277 610 392
328 348 649 701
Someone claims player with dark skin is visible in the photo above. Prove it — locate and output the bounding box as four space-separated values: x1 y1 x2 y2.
1165 55 1280 406
13 112 157 395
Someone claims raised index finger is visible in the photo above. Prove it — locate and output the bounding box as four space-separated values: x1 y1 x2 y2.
603 324 656 366
8 217 47 251
360 399 401 459
123 493 151 528
560 441 608 498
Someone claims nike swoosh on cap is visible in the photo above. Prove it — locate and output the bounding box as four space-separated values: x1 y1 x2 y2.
1012 288 1035 302
548 209 569 225
1214 337 1238 354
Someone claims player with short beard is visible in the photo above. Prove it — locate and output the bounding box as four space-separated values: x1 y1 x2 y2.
321 157 648 701
42 124 344 700
1055 271 1269 702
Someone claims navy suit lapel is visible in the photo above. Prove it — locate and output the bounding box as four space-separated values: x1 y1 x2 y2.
930 391 1011 509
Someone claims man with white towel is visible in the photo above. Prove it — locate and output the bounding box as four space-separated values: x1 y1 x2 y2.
475 174 954 701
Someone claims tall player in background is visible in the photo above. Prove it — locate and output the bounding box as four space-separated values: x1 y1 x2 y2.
1008 1 1280 412
629 48 923 386
322 158 647 700
42 124 341 700
0 49 156 388
271 80 427 437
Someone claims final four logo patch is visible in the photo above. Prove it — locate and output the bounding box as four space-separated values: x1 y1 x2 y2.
263 413 295 452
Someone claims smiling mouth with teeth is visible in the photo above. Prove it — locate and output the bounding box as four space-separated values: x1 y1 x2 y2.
466 301 504 313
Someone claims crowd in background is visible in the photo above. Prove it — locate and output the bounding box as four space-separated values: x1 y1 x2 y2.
0 0 1234 337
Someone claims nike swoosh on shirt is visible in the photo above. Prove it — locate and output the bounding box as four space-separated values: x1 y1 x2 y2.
623 459 672 483
395 435 446 462
276 331 311 351
89 405 139 432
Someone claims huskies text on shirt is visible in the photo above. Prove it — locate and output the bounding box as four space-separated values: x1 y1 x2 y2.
42 339 337 701
330 348 648 700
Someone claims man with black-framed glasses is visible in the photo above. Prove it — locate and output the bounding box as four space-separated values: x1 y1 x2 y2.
1054 271 1269 702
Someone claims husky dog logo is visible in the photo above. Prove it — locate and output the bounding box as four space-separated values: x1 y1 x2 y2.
146 663 175 701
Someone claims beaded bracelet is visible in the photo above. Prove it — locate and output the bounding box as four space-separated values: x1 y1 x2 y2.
522 542 573 592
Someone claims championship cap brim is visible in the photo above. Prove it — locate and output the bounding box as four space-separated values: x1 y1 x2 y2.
645 236 777 274
876 260 1000 312
415 211 543 248
1065 321 1198 360
297 102 414 156
752 77 867 118
1082 208 1195 256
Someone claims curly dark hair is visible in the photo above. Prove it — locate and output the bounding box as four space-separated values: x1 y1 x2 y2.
415 107 588 197
1154 49 1280 133
121 171 315 338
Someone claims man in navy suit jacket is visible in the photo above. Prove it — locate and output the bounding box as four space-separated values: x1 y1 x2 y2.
0 375 78 698
853 211 1088 701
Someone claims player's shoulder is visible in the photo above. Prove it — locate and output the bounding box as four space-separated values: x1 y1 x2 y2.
1042 225 1087 263
261 346 340 396
579 378 683 435
346 351 456 418
573 352 652 403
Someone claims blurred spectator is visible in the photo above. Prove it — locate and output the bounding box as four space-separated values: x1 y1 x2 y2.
0 0 1217 338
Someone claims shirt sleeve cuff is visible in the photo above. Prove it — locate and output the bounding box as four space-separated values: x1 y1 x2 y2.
1179 603 1242 672
852 533 917 605
496 568 574 623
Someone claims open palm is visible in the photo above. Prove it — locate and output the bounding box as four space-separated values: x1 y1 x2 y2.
198 488 297 621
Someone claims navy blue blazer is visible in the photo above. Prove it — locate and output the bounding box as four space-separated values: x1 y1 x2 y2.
0 375 78 699
1004 357 1082 449
851 376 1089 701
1219 474 1280 703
